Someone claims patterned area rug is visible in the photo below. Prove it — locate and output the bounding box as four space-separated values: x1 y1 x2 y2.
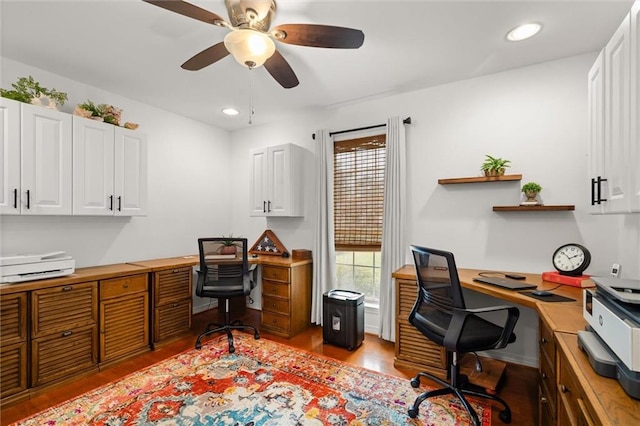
13 334 490 425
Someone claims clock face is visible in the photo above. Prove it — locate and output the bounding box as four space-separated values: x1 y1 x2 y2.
552 243 591 276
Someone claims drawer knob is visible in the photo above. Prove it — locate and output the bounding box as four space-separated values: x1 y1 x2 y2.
540 338 547 345
62 330 72 337
62 286 73 292
541 373 547 380
173 303 178 307
124 284 129 288
173 269 179 273
560 384 569 393
272 319 278 323
540 397 548 404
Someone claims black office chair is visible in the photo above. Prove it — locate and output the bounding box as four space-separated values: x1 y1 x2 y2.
407 245 519 425
194 237 260 353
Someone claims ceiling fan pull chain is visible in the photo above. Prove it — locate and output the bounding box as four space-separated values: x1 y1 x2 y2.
248 68 255 125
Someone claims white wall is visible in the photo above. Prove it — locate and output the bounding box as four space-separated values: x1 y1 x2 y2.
0 58 234 267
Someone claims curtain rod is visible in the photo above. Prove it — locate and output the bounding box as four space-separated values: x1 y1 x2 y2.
312 117 412 140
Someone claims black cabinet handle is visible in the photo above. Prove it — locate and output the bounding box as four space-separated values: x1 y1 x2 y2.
263 201 266 213
268 200 271 212
109 195 113 210
26 189 30 209
591 178 596 206
117 196 122 211
12 188 17 209
597 176 607 204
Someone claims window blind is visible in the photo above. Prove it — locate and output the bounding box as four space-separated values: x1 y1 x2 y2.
333 134 386 251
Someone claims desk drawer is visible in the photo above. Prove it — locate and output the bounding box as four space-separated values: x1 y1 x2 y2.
262 296 289 315
539 318 556 367
262 266 290 283
262 311 290 332
540 350 557 416
262 281 290 299
31 282 98 338
100 274 148 299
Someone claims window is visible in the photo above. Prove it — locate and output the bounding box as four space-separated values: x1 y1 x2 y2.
333 134 386 305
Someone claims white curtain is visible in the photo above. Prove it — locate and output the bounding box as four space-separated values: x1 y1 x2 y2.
311 129 336 325
378 116 407 341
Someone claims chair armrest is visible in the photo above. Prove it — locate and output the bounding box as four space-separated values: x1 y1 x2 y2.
443 305 520 350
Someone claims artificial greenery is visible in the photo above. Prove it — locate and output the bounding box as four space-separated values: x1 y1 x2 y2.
480 154 511 175
221 235 241 246
77 100 122 125
0 76 68 105
521 182 542 193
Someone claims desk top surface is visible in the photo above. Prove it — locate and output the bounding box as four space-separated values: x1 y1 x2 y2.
392 265 585 311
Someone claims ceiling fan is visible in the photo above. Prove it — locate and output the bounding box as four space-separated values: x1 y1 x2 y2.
143 0 365 89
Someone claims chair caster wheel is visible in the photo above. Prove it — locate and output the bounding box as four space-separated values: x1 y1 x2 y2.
254 333 260 340
410 378 420 388
407 407 419 418
229 346 235 354
498 410 511 423
195 342 202 350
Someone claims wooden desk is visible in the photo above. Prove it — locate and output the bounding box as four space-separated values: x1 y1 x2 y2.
392 265 640 426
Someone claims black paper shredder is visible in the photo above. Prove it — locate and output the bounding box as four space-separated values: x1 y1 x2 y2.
322 289 364 350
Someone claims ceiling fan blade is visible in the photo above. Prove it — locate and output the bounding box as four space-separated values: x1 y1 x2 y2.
264 50 299 89
272 24 364 49
143 0 225 26
181 42 230 71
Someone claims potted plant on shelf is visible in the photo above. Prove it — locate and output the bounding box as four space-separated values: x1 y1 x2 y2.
521 182 542 205
480 155 511 177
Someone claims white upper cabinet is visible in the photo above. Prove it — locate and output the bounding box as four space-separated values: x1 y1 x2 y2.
73 116 115 215
0 98 21 215
249 143 305 217
588 1 639 214
20 103 72 215
73 118 147 216
630 0 640 212
114 127 147 216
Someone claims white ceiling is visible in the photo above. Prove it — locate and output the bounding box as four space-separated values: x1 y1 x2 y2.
0 0 635 131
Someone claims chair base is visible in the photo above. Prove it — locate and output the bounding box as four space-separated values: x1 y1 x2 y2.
407 370 512 425
195 322 260 353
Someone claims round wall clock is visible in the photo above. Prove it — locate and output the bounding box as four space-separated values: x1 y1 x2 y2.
552 243 591 276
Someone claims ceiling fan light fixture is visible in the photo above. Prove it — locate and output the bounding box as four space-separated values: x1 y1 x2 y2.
506 23 542 41
224 29 276 68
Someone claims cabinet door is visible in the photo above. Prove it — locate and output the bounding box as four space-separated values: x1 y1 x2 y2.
100 291 149 362
268 144 291 215
114 127 147 216
630 1 640 212
603 14 631 213
249 147 268 216
587 51 606 214
72 116 115 215
20 103 72 215
0 98 21 215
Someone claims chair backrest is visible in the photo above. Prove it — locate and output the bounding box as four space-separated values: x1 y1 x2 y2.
408 245 465 344
196 237 250 298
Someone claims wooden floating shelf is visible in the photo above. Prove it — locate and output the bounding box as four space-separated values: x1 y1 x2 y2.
438 174 522 185
493 205 575 212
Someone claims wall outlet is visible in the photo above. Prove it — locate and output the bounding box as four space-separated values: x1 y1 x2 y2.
611 263 621 278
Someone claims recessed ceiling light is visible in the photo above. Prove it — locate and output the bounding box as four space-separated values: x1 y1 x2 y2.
506 23 542 41
222 108 239 116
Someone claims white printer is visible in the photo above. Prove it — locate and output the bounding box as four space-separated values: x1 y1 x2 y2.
580 276 640 399
0 252 75 284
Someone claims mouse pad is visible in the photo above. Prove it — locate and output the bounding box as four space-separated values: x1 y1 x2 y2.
520 291 575 302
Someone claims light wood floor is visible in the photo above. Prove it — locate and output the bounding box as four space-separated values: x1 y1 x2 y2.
1 309 538 425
